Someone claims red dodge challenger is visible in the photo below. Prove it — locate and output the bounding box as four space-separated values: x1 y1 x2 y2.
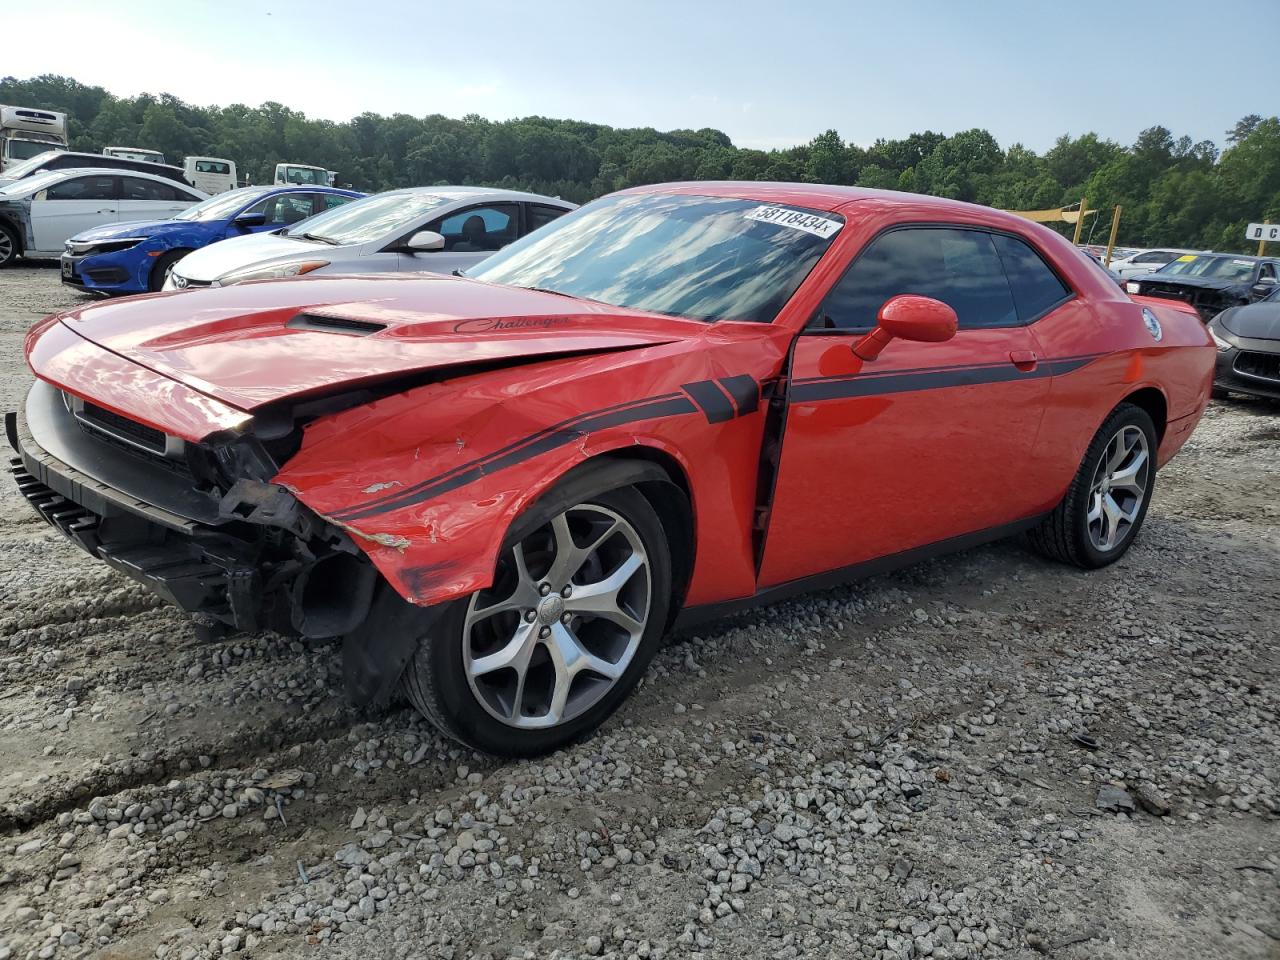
8 183 1213 755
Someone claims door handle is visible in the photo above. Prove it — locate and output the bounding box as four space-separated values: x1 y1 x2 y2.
1009 350 1038 371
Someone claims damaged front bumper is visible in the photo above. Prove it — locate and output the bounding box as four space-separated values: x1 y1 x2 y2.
6 380 377 639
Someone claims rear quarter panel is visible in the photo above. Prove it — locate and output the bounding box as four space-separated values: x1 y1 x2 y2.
1029 295 1212 512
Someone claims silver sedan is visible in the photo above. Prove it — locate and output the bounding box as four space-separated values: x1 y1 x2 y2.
165 186 575 289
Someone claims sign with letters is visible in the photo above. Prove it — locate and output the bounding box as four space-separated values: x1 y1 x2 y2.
1246 222 1279 242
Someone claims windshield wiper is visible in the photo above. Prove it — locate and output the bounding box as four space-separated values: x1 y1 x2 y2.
293 231 339 245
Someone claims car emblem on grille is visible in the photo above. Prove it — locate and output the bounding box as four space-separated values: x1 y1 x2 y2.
1142 308 1163 342
172 275 188 289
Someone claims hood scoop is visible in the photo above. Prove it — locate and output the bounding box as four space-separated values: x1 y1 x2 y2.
286 313 387 337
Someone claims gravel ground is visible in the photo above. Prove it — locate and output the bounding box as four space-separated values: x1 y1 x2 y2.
0 262 1277 960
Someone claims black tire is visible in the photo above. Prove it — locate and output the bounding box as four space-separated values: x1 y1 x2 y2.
1028 402 1157 569
0 222 19 268
149 249 189 292
399 471 673 757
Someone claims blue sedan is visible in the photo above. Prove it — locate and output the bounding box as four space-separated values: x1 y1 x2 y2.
60 185 366 295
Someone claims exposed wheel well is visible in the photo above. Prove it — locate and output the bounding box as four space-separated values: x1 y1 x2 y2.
600 448 695 620
1121 388 1167 443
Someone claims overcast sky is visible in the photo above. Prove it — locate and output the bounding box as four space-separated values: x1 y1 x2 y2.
4 0 1270 152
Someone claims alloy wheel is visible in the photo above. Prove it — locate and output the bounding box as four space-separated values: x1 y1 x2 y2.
1087 424 1150 552
463 503 651 729
0 230 12 266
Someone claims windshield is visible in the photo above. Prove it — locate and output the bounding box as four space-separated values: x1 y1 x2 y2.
1158 255 1256 282
282 191 450 245
175 186 272 222
468 193 844 323
0 150 59 180
0 169 68 197
8 139 54 161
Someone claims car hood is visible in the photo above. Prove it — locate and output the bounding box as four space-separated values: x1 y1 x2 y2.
172 231 334 281
1217 302 1280 340
70 219 196 242
51 273 701 411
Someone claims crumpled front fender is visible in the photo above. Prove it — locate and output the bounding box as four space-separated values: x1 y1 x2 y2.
273 329 787 610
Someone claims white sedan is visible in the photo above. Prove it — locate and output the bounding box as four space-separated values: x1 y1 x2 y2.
165 186 575 289
0 167 206 266
1109 248 1202 279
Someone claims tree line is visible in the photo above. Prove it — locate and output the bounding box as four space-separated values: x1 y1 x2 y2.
3 74 1277 253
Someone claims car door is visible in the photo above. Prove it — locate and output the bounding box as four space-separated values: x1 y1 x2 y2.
117 176 197 222
758 225 1057 588
29 174 119 253
400 202 522 275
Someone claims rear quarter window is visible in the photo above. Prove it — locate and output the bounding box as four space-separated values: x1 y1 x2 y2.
991 234 1072 322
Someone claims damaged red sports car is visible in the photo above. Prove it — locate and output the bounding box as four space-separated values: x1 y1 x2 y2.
8 183 1214 755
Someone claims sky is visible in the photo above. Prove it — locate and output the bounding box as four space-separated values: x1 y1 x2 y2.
3 0 1272 153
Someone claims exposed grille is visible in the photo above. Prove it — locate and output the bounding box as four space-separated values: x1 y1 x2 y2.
1234 351 1280 383
79 402 166 453
1139 283 1227 321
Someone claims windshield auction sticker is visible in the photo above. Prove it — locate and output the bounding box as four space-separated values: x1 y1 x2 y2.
744 205 843 239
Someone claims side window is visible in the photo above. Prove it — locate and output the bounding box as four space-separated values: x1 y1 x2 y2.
526 204 568 234
45 175 116 201
321 193 354 211
249 194 316 226
1135 251 1169 264
1259 262 1277 281
195 160 230 175
120 177 184 201
431 203 520 252
820 227 1017 331
990 234 1072 322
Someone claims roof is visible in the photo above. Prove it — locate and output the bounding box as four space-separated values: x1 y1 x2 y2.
623 180 981 212
378 185 574 205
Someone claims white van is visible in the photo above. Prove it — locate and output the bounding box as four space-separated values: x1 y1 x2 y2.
274 162 330 186
103 146 167 165
183 156 238 194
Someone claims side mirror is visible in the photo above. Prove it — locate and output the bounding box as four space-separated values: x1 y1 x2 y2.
853 294 958 361
1251 278 1277 297
405 230 445 252
233 211 267 228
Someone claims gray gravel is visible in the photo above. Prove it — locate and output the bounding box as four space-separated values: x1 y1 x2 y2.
1 262 1278 960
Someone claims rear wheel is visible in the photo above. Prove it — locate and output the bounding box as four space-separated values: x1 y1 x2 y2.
1029 403 1157 569
401 479 672 756
149 249 189 292
0 223 18 267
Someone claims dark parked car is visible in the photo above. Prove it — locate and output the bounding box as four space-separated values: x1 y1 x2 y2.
1125 253 1280 321
1208 286 1280 400
0 150 190 189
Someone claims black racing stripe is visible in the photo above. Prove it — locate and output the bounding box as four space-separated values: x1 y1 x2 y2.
718 375 759 416
682 380 735 424
335 392 687 519
335 394 699 522
790 356 1096 404
791 351 1106 387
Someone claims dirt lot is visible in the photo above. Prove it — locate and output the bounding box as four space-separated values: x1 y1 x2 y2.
0 263 1277 960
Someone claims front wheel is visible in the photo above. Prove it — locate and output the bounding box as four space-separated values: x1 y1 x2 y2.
149 249 189 292
401 482 672 756
1029 403 1157 569
0 223 18 267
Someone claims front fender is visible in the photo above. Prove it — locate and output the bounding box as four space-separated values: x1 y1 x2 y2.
273 329 788 609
